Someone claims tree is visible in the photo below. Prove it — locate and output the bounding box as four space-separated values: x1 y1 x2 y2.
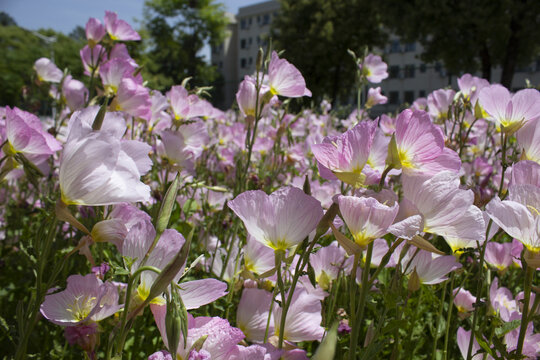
272 0 387 105
0 23 85 110
141 0 229 91
377 0 540 88
0 11 16 26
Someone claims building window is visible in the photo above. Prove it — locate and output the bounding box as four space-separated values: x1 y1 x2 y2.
262 14 270 25
240 19 247 29
420 63 427 73
390 40 401 53
248 17 252 25
389 65 400 79
389 91 399 105
404 65 415 78
241 58 246 68
419 90 426 98
257 35 261 45
404 91 415 104
257 15 261 23
404 42 416 52
218 61 223 69
249 57 253 66
240 39 246 49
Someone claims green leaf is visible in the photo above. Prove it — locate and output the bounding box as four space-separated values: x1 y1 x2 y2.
494 319 521 337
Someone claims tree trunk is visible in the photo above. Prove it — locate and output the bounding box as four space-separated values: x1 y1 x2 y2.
331 62 342 108
500 16 521 89
480 43 491 82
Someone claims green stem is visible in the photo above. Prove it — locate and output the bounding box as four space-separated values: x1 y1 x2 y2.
107 266 161 358
348 252 360 357
378 165 394 191
350 242 373 359
432 280 449 360
275 249 287 349
15 218 58 360
516 263 534 356
497 132 508 197
466 223 493 360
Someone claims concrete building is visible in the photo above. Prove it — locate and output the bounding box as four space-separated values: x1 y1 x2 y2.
376 36 540 114
212 1 540 111
212 0 279 109
212 12 238 109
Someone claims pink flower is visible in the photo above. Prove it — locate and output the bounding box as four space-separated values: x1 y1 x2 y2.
379 114 397 135
158 121 208 172
310 242 352 290
104 11 141 41
400 172 485 250
62 75 88 111
490 277 519 322
151 305 244 360
363 128 393 186
268 51 311 98
40 273 121 326
4 107 61 165
365 87 387 108
228 187 323 251
243 235 275 275
85 18 106 46
167 85 209 121
100 58 139 95
90 203 151 250
115 78 151 120
236 76 260 117
34 58 63 83
453 288 476 316
512 161 540 187
80 45 107 75
59 107 151 205
479 85 540 134
338 193 399 247
457 327 492 360
504 319 540 359
394 109 460 175
359 54 388 83
486 183 540 252
517 119 540 164
311 120 377 187
485 241 514 271
457 74 489 105
237 288 274 342
427 89 455 121
64 323 99 353
122 219 227 307
273 286 325 342
402 249 461 285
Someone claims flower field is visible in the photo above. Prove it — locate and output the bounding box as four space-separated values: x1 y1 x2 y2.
1 11 539 360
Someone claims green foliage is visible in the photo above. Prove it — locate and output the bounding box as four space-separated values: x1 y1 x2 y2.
140 0 229 91
0 24 85 110
272 0 387 104
377 0 540 87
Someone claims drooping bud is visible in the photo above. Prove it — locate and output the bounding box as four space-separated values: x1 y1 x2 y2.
165 288 189 356
385 134 402 170
256 48 264 73
408 268 421 292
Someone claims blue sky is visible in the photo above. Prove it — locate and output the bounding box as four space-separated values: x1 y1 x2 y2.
1 0 256 33
1 0 258 61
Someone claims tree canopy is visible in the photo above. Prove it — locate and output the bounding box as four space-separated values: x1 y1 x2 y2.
377 0 540 88
141 0 230 91
272 0 387 105
0 15 85 110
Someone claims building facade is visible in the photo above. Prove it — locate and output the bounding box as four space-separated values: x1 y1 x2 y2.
212 1 540 112
212 1 280 109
